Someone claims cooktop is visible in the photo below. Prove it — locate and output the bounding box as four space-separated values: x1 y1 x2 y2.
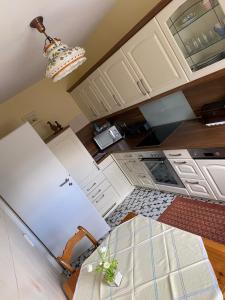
136 121 182 148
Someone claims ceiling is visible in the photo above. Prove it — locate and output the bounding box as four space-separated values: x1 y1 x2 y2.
0 0 115 102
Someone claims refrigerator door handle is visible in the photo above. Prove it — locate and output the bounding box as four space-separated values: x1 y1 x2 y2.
59 178 69 187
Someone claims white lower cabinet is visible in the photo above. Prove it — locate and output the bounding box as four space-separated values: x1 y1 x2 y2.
80 173 105 194
196 159 225 201
181 179 215 199
92 187 119 217
114 157 156 189
135 174 156 188
168 157 215 199
169 159 204 180
81 174 117 217
100 156 134 199
80 155 134 217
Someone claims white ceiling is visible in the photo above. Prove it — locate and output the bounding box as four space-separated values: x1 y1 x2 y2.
0 0 115 102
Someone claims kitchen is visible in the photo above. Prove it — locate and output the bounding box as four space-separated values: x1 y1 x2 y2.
2 0 225 299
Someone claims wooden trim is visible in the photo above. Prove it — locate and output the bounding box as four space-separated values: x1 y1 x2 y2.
67 0 172 93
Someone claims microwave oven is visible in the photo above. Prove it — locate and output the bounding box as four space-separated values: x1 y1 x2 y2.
93 125 122 150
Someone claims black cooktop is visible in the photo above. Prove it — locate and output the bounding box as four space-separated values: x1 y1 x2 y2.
136 121 182 147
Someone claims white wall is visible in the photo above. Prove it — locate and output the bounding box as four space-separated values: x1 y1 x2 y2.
0 206 66 300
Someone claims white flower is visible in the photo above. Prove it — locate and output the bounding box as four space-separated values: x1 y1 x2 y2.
103 262 110 269
99 246 107 254
87 264 93 273
99 261 103 266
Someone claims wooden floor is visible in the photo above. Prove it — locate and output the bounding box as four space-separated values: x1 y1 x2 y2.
203 238 225 298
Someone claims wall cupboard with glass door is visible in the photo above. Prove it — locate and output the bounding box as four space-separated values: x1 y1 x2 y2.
157 0 225 80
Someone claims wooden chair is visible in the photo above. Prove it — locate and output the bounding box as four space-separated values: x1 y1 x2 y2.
121 212 137 224
57 226 99 300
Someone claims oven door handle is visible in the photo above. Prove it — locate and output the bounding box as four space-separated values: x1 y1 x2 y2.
140 158 165 162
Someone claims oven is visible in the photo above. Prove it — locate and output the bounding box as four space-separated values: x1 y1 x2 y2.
140 151 185 189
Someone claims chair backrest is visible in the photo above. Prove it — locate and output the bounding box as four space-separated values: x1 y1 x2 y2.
57 226 99 272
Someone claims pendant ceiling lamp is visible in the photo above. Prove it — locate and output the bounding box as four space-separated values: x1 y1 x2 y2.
30 16 87 82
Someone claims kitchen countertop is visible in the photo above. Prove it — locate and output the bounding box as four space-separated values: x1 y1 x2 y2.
94 119 225 163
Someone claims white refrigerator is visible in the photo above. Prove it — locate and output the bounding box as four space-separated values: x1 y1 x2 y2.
0 123 110 257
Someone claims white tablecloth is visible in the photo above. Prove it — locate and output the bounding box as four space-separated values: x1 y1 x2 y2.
74 215 223 300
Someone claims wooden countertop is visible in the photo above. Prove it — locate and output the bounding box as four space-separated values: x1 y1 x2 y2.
161 119 225 150
96 119 225 162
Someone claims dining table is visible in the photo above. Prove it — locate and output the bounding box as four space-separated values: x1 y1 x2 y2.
73 215 223 300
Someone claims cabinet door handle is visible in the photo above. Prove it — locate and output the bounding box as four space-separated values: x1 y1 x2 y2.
96 194 105 203
168 153 182 157
128 159 136 163
174 161 187 165
124 154 133 158
93 161 100 171
137 81 146 96
185 181 199 185
88 105 97 117
140 79 150 94
112 94 122 106
92 189 102 198
100 100 109 112
124 162 132 173
87 182 97 191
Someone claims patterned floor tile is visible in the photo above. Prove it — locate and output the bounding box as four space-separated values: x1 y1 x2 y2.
71 187 225 269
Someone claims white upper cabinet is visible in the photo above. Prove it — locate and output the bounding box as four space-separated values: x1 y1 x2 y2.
79 78 110 118
122 18 188 97
99 50 149 107
89 69 123 113
157 0 225 81
71 84 97 121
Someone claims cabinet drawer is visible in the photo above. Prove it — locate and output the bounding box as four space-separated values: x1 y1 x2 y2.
93 186 119 216
113 152 137 160
135 174 155 188
89 180 111 201
81 173 105 194
99 155 114 170
181 178 215 199
169 159 204 180
164 149 191 159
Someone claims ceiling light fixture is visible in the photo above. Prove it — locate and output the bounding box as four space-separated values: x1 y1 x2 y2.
30 16 87 82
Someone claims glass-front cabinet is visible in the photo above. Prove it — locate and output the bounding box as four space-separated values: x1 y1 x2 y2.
157 0 225 80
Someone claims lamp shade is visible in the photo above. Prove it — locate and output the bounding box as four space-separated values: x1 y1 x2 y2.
44 38 86 82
